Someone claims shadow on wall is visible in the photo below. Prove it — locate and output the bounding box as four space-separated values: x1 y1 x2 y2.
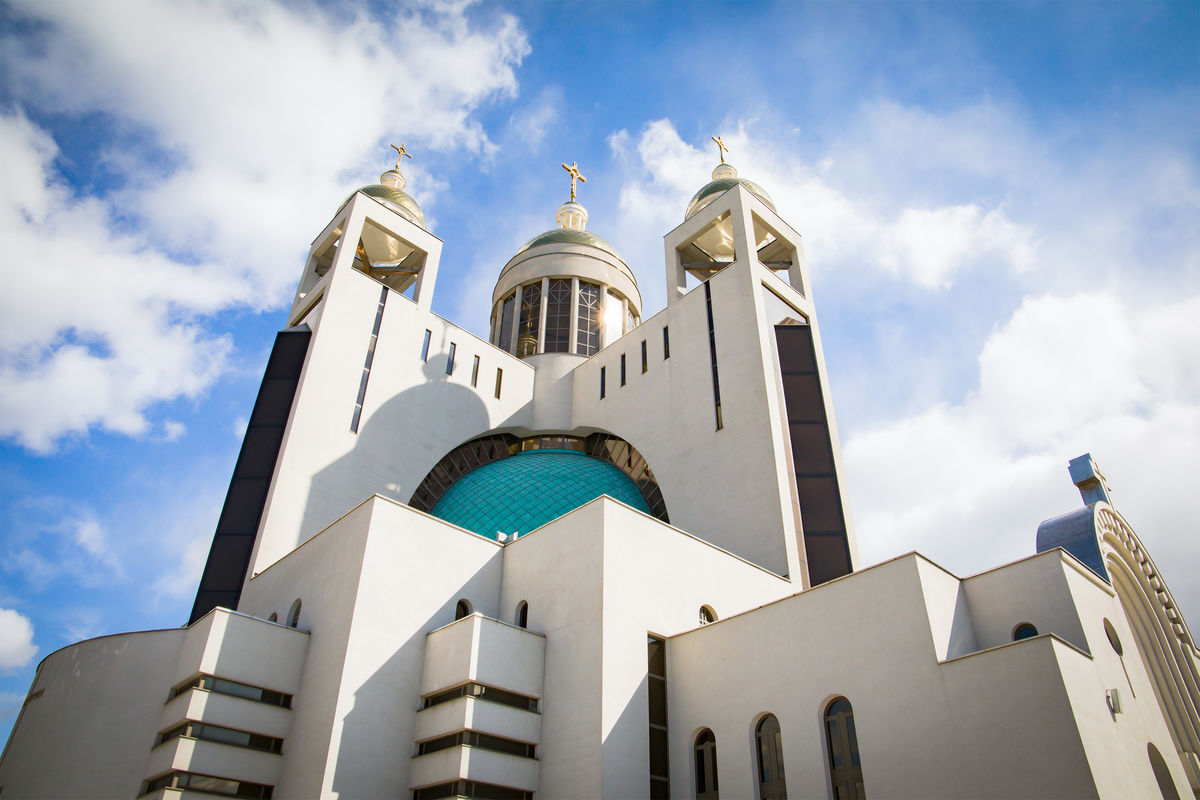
298 353 529 543
327 563 503 797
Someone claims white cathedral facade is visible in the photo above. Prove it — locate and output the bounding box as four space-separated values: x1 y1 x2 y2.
1 148 1198 800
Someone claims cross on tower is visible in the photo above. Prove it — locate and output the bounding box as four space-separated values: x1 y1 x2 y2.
562 161 587 201
390 143 412 170
712 135 730 164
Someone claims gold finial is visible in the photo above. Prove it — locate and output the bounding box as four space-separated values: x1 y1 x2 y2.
712 135 730 164
561 161 587 202
390 143 412 170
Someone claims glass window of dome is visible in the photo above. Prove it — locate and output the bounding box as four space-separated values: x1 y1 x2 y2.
492 278 638 359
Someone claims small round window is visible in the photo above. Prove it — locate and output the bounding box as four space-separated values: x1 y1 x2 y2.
1104 618 1124 656
1013 622 1038 641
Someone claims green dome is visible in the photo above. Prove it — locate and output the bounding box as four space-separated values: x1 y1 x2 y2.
513 228 623 261
429 449 651 540
685 177 776 219
352 184 426 227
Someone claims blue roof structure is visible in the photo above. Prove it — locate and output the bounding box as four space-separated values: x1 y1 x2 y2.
429 449 651 540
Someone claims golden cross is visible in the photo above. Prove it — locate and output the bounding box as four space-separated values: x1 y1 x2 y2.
390 143 412 170
712 135 730 164
562 161 587 201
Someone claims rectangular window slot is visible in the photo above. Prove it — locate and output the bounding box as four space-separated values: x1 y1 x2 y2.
648 635 669 796
156 720 284 754
168 674 292 708
704 281 723 430
663 325 670 359
421 329 432 362
416 730 536 759
350 286 387 433
422 682 539 713
471 355 480 387
446 342 456 375
641 340 648 373
600 366 606 399
620 354 627 386
142 772 273 799
494 368 503 399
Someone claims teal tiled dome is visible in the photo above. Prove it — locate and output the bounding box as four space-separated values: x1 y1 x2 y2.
429 449 651 540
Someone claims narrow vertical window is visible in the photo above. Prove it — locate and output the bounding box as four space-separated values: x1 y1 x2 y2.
620 353 627 386
421 329 432 362
446 342 456 375
604 290 623 346
471 355 480 387
498 294 516 353
545 278 572 353
351 286 387 432
577 282 602 355
648 635 669 798
704 282 723 430
600 366 606 399
516 601 528 629
517 282 542 358
825 698 865 800
641 340 648 373
755 715 788 800
494 368 503 399
663 325 670 359
694 729 719 800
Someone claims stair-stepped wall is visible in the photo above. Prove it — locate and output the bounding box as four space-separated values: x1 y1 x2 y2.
410 614 545 796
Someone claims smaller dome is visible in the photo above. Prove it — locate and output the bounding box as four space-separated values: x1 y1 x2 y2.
513 227 623 261
353 183 425 227
685 162 776 220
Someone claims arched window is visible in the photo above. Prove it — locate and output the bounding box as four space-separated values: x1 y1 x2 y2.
699 606 716 625
824 698 864 799
516 601 529 629
267 612 278 623
1013 622 1038 641
455 600 472 620
1148 743 1181 800
286 599 302 629
693 729 719 800
755 715 787 799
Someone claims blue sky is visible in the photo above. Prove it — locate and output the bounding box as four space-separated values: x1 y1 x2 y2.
1 0 1197 739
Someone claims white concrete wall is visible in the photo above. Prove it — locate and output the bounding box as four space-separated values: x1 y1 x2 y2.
249 252 534 576
571 258 802 579
666 554 1101 799
499 497 792 799
0 629 184 798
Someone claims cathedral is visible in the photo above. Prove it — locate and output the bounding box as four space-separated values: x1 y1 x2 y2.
1 140 1197 800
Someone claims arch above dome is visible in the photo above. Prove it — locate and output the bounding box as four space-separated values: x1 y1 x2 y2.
411 432 669 536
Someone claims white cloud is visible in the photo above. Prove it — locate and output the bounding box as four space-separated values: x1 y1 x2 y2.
609 119 1038 300
844 291 1200 625
3 502 123 586
610 111 1200 630
0 609 37 670
0 0 529 451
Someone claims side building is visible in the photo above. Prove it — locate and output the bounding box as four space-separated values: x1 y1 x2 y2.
1 152 1196 800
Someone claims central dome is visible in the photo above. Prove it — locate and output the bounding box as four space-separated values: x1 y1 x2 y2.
429 449 651 539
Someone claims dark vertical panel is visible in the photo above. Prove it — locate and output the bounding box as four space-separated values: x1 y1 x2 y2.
704 281 723 430
188 327 311 624
775 325 852 585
